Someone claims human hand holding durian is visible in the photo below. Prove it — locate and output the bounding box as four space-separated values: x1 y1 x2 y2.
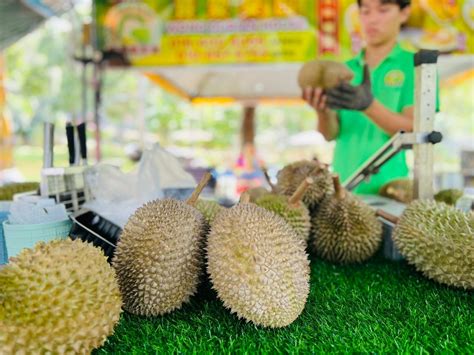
112 173 211 317
207 192 310 328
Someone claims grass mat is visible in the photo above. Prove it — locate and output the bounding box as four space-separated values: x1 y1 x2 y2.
96 255 473 354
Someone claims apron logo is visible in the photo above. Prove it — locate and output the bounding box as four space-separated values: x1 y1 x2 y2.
384 70 405 87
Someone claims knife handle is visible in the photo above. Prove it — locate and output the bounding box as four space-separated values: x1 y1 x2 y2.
66 123 75 166
77 122 87 162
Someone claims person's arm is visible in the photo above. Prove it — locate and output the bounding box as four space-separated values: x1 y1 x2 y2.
326 65 414 136
303 87 339 141
364 101 414 135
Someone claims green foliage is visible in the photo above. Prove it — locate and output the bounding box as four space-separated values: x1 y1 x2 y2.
96 255 473 354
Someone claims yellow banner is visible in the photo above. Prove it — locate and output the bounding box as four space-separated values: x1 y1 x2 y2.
94 0 474 67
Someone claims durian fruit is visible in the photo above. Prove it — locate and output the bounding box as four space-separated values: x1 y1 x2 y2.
245 167 276 203
392 200 474 289
379 179 413 203
0 182 39 200
196 199 224 225
434 189 463 206
247 186 271 203
0 239 122 354
112 173 210 316
298 60 354 89
276 160 333 210
312 175 382 264
207 195 310 328
256 178 312 242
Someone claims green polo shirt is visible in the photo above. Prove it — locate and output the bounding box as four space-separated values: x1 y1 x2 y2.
333 43 415 195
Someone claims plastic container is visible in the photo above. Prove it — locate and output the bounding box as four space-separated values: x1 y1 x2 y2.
0 211 9 264
3 218 72 258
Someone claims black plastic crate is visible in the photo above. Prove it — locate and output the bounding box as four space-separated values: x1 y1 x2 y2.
70 210 122 262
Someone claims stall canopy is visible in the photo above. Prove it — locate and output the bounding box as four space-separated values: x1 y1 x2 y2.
94 0 474 100
0 0 73 50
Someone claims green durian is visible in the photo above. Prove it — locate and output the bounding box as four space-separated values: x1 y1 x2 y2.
247 186 271 202
434 189 463 206
207 197 310 328
298 60 354 89
276 160 332 210
256 177 312 242
312 175 382 264
196 199 224 225
379 179 413 204
393 200 474 289
0 239 122 354
112 174 210 316
0 182 39 200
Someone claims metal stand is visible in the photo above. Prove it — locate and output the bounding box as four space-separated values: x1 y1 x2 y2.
343 130 442 191
343 50 441 194
347 49 441 261
413 50 439 199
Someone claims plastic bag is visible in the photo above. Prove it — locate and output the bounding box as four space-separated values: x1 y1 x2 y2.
83 144 196 228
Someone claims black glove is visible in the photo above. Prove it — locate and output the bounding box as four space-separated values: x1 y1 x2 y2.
326 65 374 111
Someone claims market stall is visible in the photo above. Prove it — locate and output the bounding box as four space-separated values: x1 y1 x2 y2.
0 1 473 353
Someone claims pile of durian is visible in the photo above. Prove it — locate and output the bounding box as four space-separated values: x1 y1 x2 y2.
2 160 472 351
112 172 312 328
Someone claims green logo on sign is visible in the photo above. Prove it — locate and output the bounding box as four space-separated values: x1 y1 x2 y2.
384 70 405 87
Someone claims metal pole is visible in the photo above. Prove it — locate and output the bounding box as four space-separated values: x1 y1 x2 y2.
413 50 439 200
93 62 102 162
42 122 54 168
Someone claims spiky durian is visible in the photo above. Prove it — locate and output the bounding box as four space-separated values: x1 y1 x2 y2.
276 160 332 210
207 195 310 328
312 175 382 264
0 239 122 354
379 179 413 203
256 178 312 242
0 182 39 200
298 60 354 89
112 174 210 316
392 200 474 289
247 186 271 202
196 199 224 225
434 189 463 206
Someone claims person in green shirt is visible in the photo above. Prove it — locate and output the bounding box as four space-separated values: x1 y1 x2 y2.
303 0 415 195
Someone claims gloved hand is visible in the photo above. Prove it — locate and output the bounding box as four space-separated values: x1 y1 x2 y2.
325 65 374 111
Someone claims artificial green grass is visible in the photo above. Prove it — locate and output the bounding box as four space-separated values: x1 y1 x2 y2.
96 255 473 354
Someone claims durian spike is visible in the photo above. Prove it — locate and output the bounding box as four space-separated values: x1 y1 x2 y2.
332 175 346 200
288 177 314 206
240 192 251 204
262 166 276 193
376 209 400 224
187 172 212 206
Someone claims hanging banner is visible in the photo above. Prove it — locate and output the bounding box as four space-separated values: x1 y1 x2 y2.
342 0 474 55
94 0 474 67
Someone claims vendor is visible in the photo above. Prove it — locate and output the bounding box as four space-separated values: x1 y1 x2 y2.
304 0 432 194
